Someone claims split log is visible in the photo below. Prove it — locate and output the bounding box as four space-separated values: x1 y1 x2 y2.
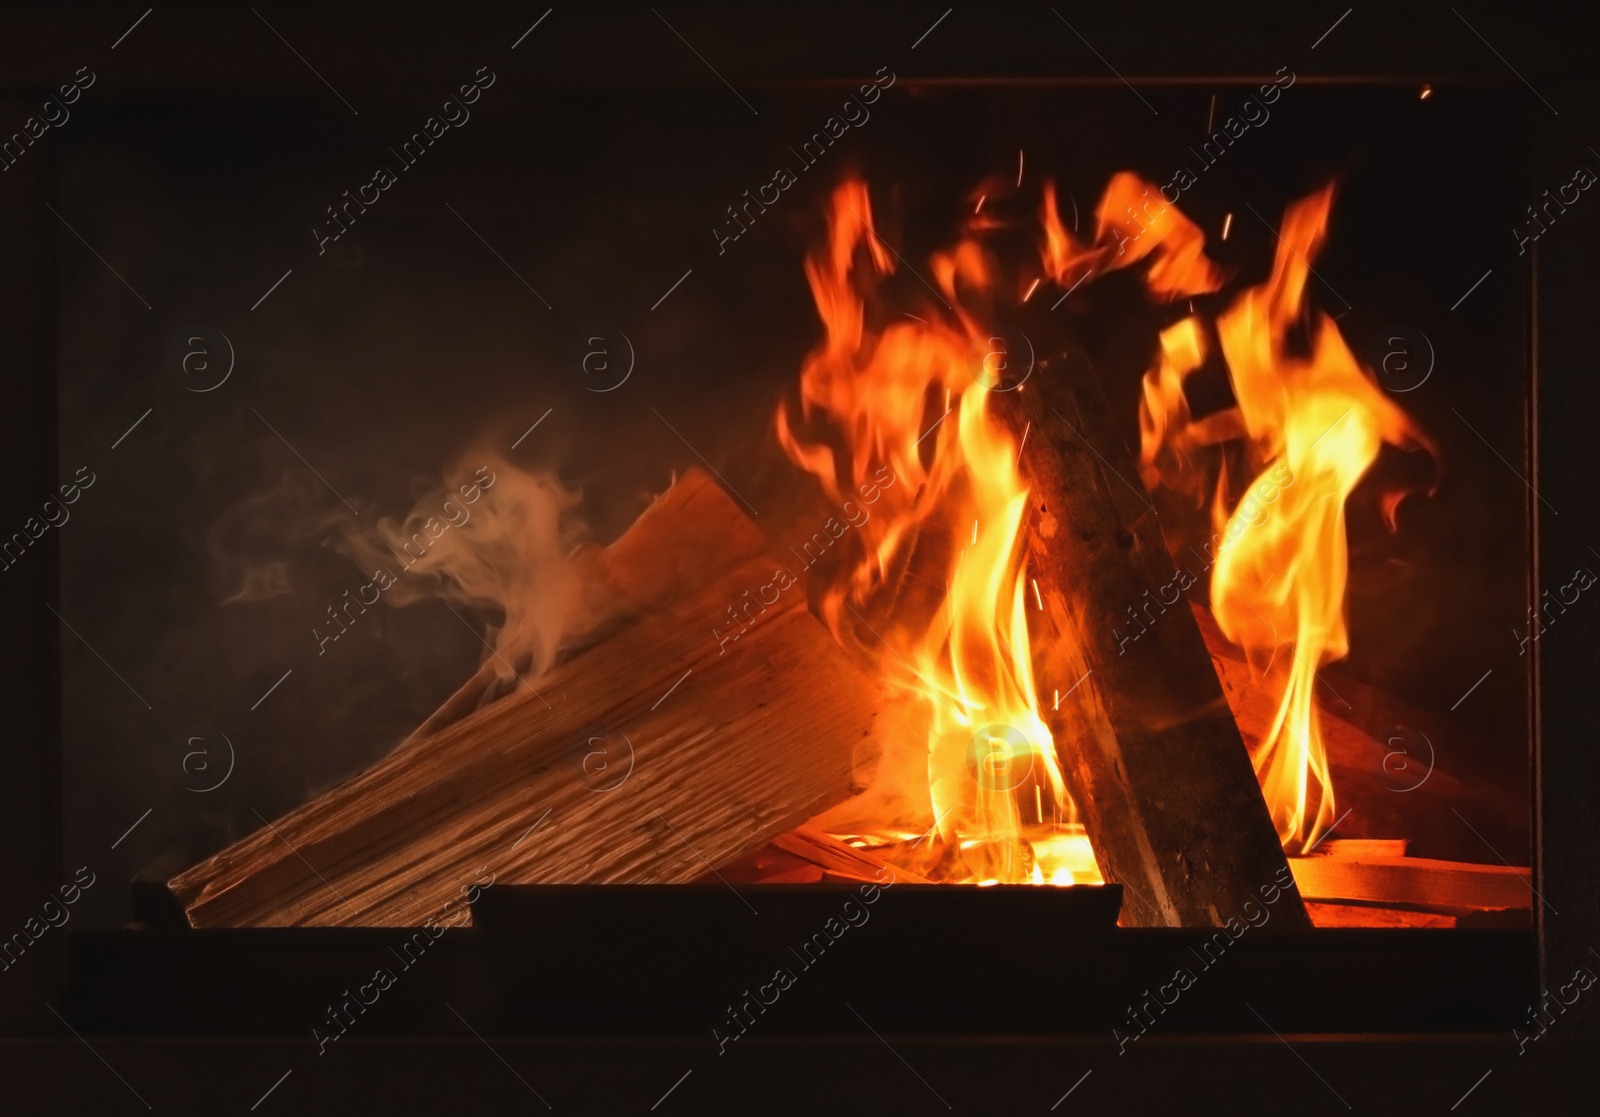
168 470 883 927
770 826 933 884
1315 839 1410 860
1005 349 1311 929
1289 854 1533 911
1304 903 1457 929
1192 615 1531 913
706 826 934 886
1192 600 1528 865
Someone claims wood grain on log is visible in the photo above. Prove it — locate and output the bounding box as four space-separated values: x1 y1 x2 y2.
1316 839 1410 859
1289 855 1533 911
169 470 883 927
1005 349 1311 929
1304 903 1456 928
770 826 933 884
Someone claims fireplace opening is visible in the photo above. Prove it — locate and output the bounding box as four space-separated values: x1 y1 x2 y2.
55 76 1531 938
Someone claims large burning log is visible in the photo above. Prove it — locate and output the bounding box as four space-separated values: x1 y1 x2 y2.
1007 350 1312 929
168 470 883 927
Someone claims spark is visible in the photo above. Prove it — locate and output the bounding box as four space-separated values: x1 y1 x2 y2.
975 193 986 214
915 405 955 447
1050 266 1094 309
1032 578 1043 611
1221 212 1233 240
1023 277 1041 302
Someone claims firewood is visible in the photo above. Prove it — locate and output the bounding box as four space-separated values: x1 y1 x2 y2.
758 866 828 884
1304 902 1456 929
1289 854 1533 911
1004 349 1311 929
1315 839 1410 859
168 470 883 927
770 826 933 884
1191 600 1527 865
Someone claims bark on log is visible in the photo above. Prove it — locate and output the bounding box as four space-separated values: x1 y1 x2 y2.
1006 349 1311 929
169 470 883 927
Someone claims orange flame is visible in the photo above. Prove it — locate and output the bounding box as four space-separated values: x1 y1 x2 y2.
1040 173 1224 299
1139 185 1436 851
777 181 1077 884
783 171 1429 876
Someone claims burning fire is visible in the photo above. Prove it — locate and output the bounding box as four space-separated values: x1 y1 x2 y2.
1039 172 1222 299
780 171 1431 876
1138 185 1436 851
776 181 1077 885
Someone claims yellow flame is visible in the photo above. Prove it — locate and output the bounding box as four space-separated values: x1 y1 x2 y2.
1140 185 1436 851
784 172 1430 874
778 181 1069 883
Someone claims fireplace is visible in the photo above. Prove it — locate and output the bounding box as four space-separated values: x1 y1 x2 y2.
3 3 1595 1112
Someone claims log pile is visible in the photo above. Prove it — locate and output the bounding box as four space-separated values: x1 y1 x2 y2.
169 470 884 927
168 376 1523 930
709 826 935 887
